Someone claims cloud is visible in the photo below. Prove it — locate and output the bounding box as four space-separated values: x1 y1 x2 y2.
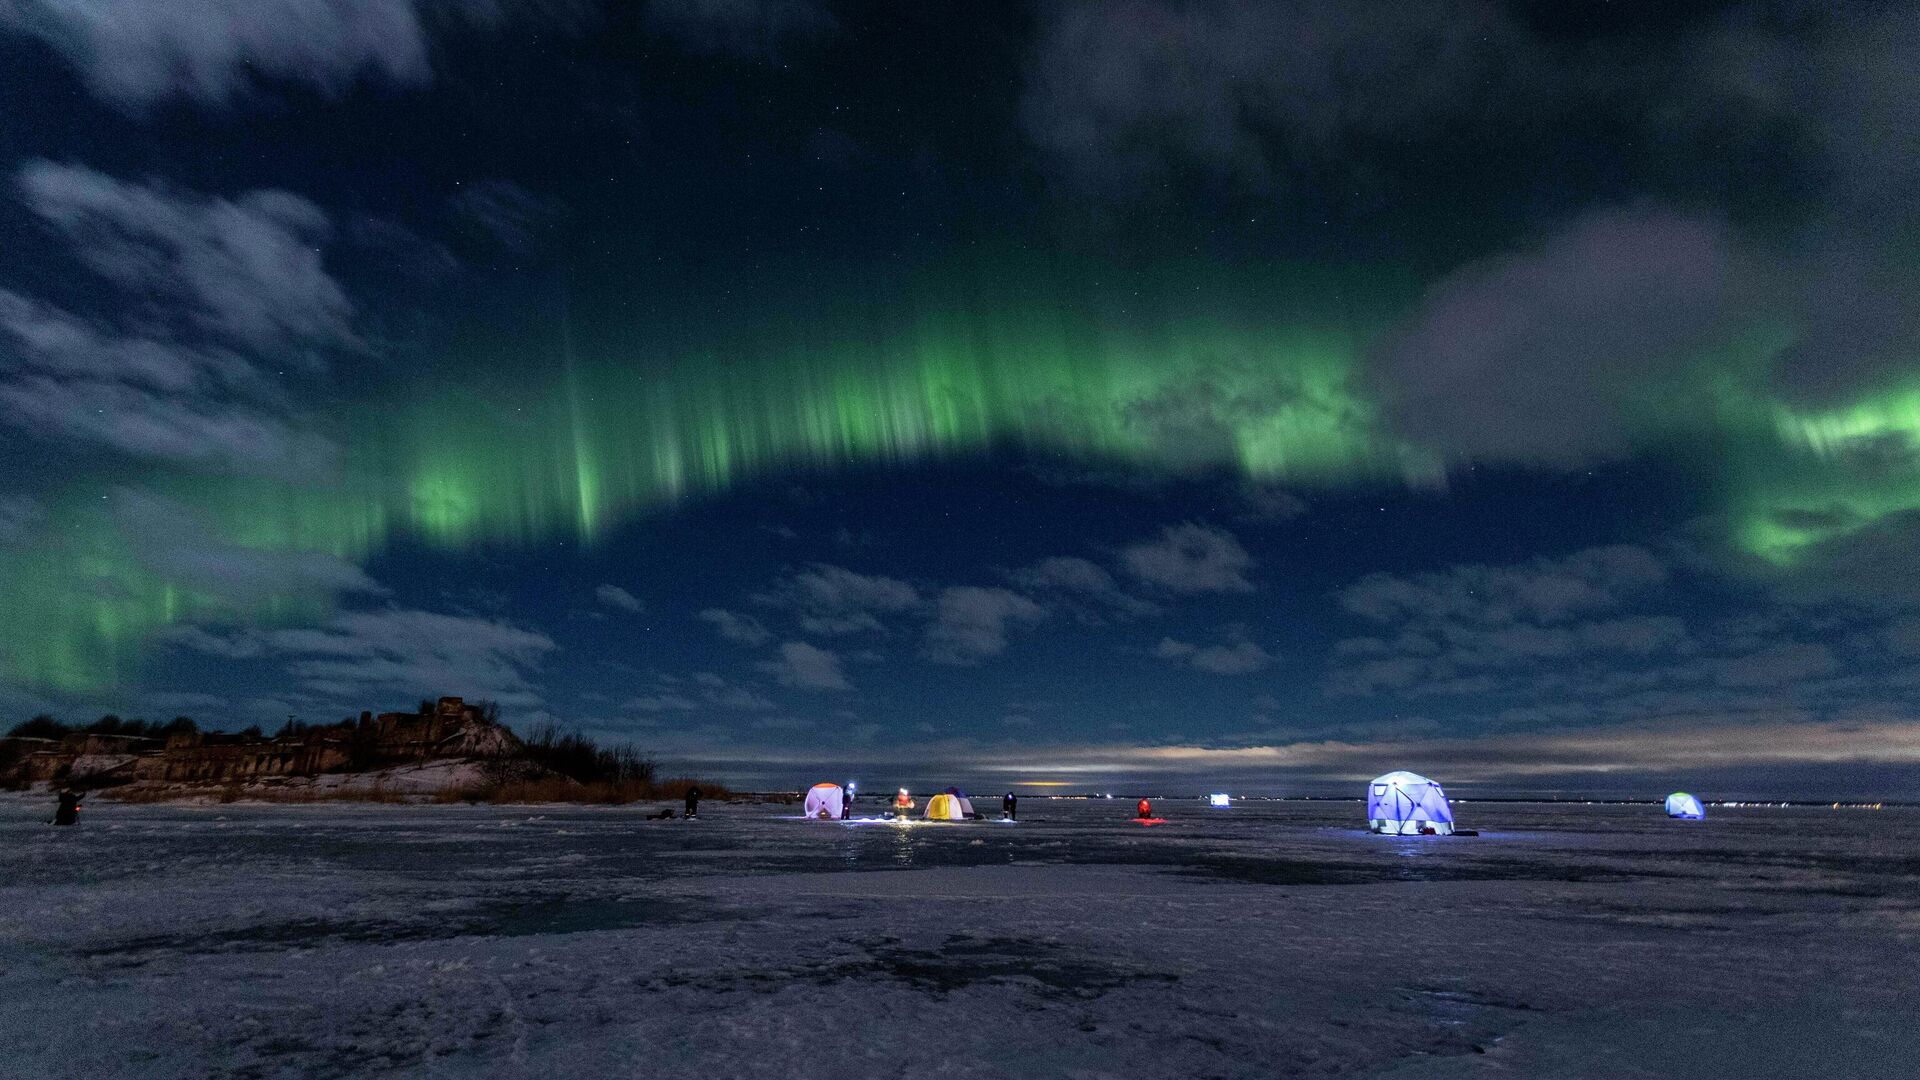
758 641 849 691
267 608 557 707
957 715 1920 785
1327 547 1688 699
0 495 45 545
0 0 441 108
0 288 256 393
624 672 774 712
1021 0 1536 198
110 488 384 603
171 606 557 708
1020 3 1920 470
756 563 920 635
699 607 773 646
1759 509 1920 605
675 709 1920 795
19 160 355 352
448 179 568 255
594 584 643 613
139 690 231 714
1155 636 1274 675
1372 209 1746 465
0 163 351 476
0 375 336 478
645 0 835 60
1678 5 1920 224
1238 483 1308 522
1887 619 1920 657
1711 642 1839 688
1341 545 1667 626
1010 556 1157 620
1120 523 1255 593
156 624 267 659
924 587 1046 666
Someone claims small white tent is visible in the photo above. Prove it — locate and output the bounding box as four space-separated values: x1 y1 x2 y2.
1665 792 1705 819
803 783 845 819
1367 771 1455 835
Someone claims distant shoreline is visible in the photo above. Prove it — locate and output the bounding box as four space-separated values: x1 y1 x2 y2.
2 789 1904 810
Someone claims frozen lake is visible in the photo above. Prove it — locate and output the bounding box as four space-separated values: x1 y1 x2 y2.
2 796 1916 1078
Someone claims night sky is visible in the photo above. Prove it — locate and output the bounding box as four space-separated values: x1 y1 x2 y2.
3 1 1918 797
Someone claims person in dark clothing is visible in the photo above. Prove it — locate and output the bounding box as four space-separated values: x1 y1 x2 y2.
1002 792 1017 821
51 789 82 826
683 785 702 819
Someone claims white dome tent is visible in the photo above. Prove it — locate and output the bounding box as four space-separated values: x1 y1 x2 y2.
803 783 846 819
1665 792 1705 819
1367 771 1455 835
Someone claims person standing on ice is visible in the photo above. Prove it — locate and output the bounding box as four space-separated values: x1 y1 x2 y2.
1136 798 1153 820
51 788 81 826
684 784 701 819
893 788 914 817
1003 791 1017 821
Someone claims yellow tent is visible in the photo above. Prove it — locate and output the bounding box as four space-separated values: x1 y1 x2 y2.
924 793 966 820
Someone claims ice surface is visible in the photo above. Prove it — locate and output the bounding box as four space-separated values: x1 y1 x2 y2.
2 796 1916 1078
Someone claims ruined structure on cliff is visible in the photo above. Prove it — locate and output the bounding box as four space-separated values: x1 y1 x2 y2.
0 697 522 789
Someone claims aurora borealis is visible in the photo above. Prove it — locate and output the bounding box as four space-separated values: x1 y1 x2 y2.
5 1 1920 796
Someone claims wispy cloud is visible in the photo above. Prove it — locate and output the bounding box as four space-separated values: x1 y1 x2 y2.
924 587 1046 666
1120 523 1255 593
1155 635 1274 675
169 607 557 709
0 0 446 108
624 672 775 712
19 160 356 351
1 162 353 477
755 563 920 635
1010 556 1157 621
698 607 772 646
594 584 643 613
645 0 836 61
757 640 850 691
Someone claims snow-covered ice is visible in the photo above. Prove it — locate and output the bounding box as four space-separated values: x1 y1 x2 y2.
2 796 1916 1078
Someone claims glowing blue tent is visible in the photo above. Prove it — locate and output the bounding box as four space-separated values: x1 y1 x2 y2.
1665 792 1705 819
1209 793 1231 807
1367 771 1455 835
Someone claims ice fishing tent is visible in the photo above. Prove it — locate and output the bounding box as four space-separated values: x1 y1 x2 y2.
941 787 976 817
803 783 845 819
1665 792 1705 819
1367 771 1455 835
1209 793 1231 807
924 793 967 820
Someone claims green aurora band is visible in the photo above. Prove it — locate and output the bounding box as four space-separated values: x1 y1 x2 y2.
5 286 1430 692
6 265 1918 695
1735 385 1920 565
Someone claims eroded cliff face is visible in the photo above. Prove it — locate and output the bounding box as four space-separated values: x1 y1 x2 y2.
2 697 528 792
